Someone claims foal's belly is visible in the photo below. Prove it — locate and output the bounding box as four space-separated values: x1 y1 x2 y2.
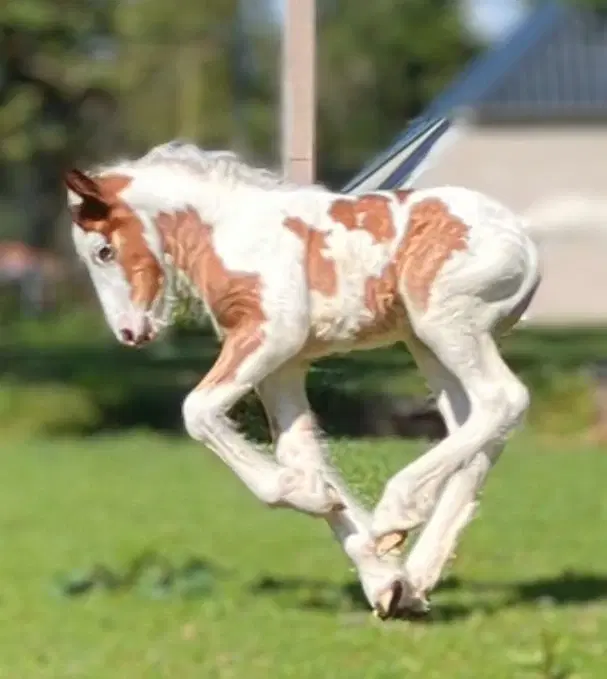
299 316 408 362
305 332 405 361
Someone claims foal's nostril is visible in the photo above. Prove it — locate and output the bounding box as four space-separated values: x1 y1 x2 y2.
120 328 134 343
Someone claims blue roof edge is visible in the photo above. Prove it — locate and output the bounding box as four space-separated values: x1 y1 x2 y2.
342 1 569 192
424 0 568 118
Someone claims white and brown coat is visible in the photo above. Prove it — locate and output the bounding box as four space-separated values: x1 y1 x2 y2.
66 143 540 619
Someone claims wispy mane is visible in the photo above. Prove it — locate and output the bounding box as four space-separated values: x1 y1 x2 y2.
92 140 326 192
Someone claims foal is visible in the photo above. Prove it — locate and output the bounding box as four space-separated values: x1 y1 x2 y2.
65 142 540 618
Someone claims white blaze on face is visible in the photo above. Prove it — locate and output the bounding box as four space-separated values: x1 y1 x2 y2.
71 224 148 343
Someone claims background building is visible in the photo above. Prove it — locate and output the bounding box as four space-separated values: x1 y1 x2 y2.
413 2 607 324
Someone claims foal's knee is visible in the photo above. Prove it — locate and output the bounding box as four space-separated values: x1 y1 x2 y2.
182 389 221 443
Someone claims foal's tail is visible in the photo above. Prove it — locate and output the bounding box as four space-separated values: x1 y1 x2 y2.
499 224 542 333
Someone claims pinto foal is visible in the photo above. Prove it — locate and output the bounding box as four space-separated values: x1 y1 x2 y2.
65 142 540 618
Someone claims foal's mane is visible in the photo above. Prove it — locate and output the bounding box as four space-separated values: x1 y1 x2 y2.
92 140 326 192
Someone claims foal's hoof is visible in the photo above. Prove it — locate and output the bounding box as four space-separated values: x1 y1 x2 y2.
372 580 404 620
375 530 408 557
372 580 432 621
402 594 431 617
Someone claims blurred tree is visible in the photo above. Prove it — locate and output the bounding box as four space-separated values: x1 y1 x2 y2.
0 0 240 252
315 0 480 185
1 14 84 250
0 0 477 251
565 0 607 10
112 0 239 150
239 0 480 184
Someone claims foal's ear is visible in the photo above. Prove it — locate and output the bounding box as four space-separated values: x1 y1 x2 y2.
64 168 102 200
64 169 111 224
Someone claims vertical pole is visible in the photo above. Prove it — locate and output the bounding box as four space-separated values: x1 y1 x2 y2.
281 0 316 184
232 0 249 155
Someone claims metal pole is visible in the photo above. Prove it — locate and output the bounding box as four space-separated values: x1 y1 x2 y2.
281 0 316 184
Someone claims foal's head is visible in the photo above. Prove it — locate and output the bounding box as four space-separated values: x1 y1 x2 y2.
65 168 168 347
65 141 308 347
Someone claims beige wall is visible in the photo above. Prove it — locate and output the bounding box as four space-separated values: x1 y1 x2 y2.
414 124 607 325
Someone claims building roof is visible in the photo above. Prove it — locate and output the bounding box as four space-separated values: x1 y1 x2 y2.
427 1 607 123
343 1 607 192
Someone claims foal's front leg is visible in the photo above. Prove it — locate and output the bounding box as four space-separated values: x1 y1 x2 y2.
257 366 407 618
182 328 343 516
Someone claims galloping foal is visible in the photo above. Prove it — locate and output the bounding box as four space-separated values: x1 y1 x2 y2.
65 142 540 619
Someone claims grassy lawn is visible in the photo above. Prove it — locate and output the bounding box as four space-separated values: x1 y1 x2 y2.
1 432 607 678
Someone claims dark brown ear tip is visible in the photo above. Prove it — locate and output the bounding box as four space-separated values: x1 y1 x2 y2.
64 168 87 181
64 168 100 196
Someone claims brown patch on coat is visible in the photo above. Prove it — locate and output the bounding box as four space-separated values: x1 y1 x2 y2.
397 198 469 310
362 268 404 337
328 194 397 243
68 172 165 309
283 216 338 297
156 208 267 387
156 208 265 332
321 196 467 347
352 260 414 349
111 211 165 308
196 328 265 389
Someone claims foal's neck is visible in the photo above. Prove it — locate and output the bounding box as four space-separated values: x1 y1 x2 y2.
130 167 233 227
135 169 326 254
130 167 330 329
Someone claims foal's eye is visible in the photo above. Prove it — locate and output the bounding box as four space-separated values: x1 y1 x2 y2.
96 244 115 264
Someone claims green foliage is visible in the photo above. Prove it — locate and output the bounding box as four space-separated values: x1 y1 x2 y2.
316 0 479 178
1 308 108 348
0 379 100 439
1 311 606 440
0 0 482 253
0 0 479 203
527 371 595 436
112 0 240 148
2 0 95 33
0 3 92 163
573 0 607 11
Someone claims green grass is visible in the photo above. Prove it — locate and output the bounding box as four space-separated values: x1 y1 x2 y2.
1 432 607 678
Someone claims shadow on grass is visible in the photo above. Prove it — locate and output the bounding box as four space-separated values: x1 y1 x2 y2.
247 570 607 622
439 570 607 606
52 544 607 621
248 574 370 614
54 548 230 600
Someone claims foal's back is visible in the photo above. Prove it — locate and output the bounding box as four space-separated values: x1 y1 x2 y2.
275 185 536 360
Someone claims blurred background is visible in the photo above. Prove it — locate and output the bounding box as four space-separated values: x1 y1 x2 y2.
3 0 607 440
2 2 607 677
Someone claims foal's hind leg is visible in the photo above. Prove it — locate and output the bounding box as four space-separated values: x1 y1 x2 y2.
401 280 538 598
257 365 407 618
395 338 511 609
371 321 529 596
